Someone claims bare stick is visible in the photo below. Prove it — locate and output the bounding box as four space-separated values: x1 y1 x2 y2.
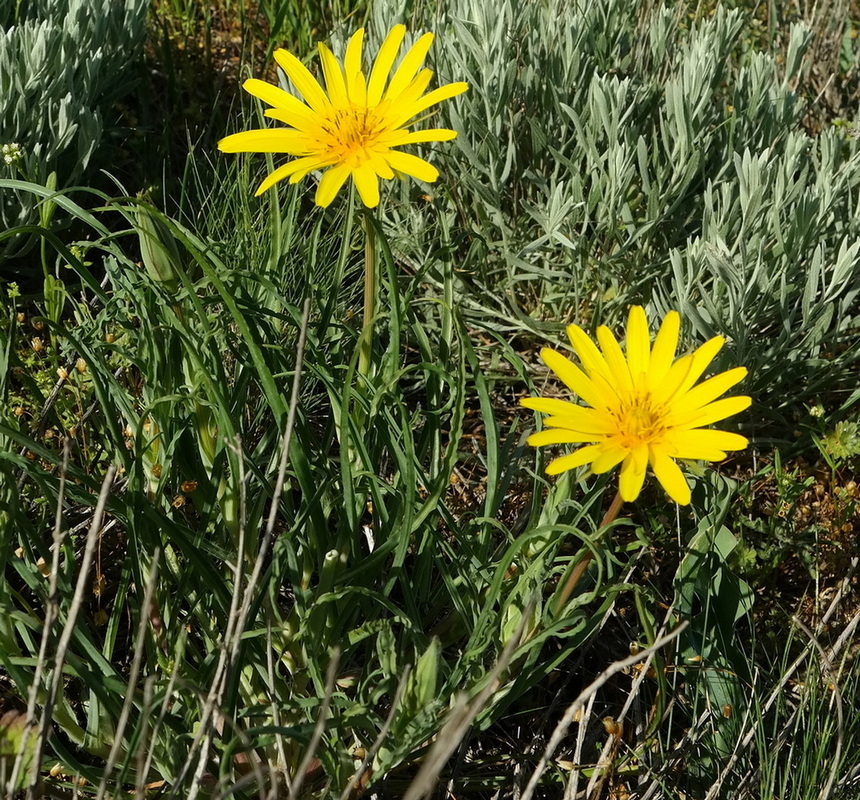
288 649 340 800
25 465 116 794
265 297 312 537
138 640 187 792
12 438 70 797
583 603 677 799
703 557 859 800
264 617 291 800
95 550 161 800
793 616 844 800
402 598 538 800
339 666 413 800
520 622 688 800
135 677 156 800
170 298 311 799
563 692 597 800
185 437 250 800
554 491 624 615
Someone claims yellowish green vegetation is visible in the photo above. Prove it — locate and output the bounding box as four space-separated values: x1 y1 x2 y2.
0 0 859 798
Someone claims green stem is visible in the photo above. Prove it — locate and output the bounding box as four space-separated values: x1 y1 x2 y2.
358 211 376 377
554 489 624 616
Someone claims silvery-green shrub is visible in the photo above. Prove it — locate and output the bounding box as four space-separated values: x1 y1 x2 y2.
365 0 860 423
0 0 148 260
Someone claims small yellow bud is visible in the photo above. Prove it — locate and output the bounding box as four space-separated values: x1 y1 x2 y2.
105 332 115 344
31 337 44 352
13 406 25 417
57 367 69 381
76 358 87 373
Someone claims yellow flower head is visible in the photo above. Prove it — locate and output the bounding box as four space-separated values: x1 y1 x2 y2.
218 25 468 207
521 307 751 505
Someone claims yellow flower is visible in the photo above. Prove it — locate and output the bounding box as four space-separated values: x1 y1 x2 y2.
218 25 468 207
521 307 751 505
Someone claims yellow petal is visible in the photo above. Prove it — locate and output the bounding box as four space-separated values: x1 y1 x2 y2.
648 310 680 386
314 164 351 207
527 429 601 447
242 78 308 115
348 70 368 106
670 367 748 419
590 444 628 474
367 24 406 105
669 336 725 401
390 80 468 128
385 32 434 100
663 429 730 460
274 48 331 113
650 449 691 504
264 106 323 133
625 306 651 378
676 395 752 429
545 444 603 475
597 325 633 393
253 156 323 195
366 148 395 180
618 446 648 502
391 68 434 110
676 428 749 451
385 128 458 145
567 324 614 386
352 164 380 207
289 158 328 183
344 28 365 84
217 129 308 154
539 348 609 410
543 411 615 435
384 150 439 182
317 42 348 106
520 397 577 416
654 353 693 405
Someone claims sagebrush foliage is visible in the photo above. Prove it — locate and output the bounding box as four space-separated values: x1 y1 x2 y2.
371 0 860 425
0 0 148 258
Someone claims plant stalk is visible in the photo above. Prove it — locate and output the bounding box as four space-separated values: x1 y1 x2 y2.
554 490 624 616
358 211 376 377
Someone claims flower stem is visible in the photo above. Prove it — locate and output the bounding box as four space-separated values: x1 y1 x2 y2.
358 212 376 377
554 490 624 616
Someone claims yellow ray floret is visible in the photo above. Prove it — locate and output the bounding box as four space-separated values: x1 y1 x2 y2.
521 306 751 505
218 25 468 207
